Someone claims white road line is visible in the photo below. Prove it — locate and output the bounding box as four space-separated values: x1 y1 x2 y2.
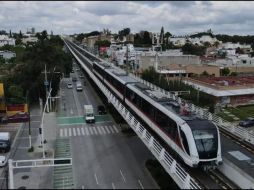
64 128 68 137
112 183 115 190
60 129 63 137
138 179 144 190
89 127 93 135
30 115 41 117
112 125 119 133
73 128 76 136
81 128 85 135
97 126 103 135
100 126 106 134
108 126 115 133
104 126 111 134
94 174 99 185
77 128 81 136
120 170 126 183
93 127 98 135
85 127 89 135
69 128 72 136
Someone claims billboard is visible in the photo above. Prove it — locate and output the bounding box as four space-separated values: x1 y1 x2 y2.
5 104 29 123
0 83 4 97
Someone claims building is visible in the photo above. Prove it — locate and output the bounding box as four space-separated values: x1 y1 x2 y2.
0 51 16 60
22 36 38 44
0 35 15 47
137 52 200 72
184 76 254 107
169 37 187 47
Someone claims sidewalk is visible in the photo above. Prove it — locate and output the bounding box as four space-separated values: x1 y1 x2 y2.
13 112 58 189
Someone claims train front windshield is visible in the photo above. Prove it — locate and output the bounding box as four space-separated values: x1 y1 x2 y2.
192 129 218 159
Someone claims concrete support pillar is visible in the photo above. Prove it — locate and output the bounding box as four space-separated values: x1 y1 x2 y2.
148 137 154 149
184 174 191 189
170 160 177 174
159 148 165 161
142 129 146 139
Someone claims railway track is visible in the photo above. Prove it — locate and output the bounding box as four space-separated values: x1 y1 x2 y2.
66 40 243 189
220 127 254 154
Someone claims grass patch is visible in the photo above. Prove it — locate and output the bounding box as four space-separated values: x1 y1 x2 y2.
145 159 179 189
216 112 234 122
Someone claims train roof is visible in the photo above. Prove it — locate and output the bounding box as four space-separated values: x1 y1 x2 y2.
94 61 213 127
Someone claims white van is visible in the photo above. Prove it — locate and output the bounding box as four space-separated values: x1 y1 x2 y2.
84 105 95 123
76 81 83 91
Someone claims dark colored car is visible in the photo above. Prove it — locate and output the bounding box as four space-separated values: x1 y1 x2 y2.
97 105 106 115
4 112 29 123
72 77 77 82
239 118 254 128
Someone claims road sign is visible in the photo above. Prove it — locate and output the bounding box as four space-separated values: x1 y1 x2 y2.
44 81 49 86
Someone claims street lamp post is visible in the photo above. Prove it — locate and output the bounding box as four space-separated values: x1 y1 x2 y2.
40 88 52 158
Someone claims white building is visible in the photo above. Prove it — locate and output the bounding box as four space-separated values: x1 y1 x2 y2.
0 51 16 60
22 36 38 44
169 37 187 46
189 35 221 46
0 35 15 47
219 42 251 50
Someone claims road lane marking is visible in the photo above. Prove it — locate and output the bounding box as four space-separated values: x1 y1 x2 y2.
60 129 63 137
85 127 89 135
112 125 119 133
93 127 98 135
77 128 81 136
69 128 72 136
112 183 115 190
73 128 76 136
100 126 106 134
109 126 115 133
104 126 111 134
120 170 126 183
64 128 68 137
89 127 93 135
81 127 85 135
97 127 102 135
138 179 144 189
94 174 99 185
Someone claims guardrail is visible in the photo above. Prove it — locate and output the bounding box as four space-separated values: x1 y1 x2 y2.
129 74 254 145
64 40 201 189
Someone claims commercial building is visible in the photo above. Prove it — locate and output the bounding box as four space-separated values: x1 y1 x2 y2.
184 76 254 106
22 36 38 44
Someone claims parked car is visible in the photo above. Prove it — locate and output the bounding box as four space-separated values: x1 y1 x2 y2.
5 112 29 123
0 156 7 167
97 105 106 115
67 83 73 89
239 118 254 128
72 77 77 82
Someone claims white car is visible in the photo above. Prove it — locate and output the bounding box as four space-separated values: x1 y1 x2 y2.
0 156 7 167
67 83 73 89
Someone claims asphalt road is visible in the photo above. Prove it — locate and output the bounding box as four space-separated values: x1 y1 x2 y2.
57 66 158 189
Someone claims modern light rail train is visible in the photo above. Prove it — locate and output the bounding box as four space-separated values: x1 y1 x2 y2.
67 40 223 169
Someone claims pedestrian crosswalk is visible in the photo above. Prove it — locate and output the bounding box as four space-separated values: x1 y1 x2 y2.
59 125 119 137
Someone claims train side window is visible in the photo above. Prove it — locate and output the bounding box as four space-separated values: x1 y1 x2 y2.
155 110 168 127
180 130 190 155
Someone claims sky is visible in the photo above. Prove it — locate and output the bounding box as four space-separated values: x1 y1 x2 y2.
1 1 254 36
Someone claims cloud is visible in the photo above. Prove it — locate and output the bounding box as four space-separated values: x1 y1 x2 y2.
0 1 254 35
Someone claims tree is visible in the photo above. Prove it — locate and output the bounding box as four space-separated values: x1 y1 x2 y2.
230 72 237 76
143 31 152 45
203 41 211 47
221 67 230 76
182 43 206 56
19 30 23 38
9 30 12 38
16 38 22 45
201 70 209 76
8 85 24 100
160 26 164 44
